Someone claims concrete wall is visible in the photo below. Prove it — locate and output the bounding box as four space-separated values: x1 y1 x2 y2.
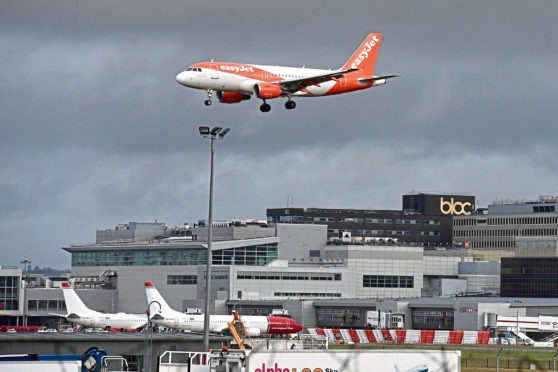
276 224 327 260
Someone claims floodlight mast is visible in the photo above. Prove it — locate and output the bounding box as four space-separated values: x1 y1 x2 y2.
198 126 230 351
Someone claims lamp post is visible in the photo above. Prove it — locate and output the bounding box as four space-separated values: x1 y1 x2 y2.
199 126 230 351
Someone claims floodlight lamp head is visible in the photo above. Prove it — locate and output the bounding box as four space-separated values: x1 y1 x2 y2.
219 128 230 138
199 126 210 135
210 127 223 136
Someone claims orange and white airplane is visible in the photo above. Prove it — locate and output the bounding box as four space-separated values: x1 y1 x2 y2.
176 33 396 112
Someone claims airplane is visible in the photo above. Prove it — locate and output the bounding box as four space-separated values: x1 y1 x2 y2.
176 33 396 112
57 282 148 330
145 282 303 335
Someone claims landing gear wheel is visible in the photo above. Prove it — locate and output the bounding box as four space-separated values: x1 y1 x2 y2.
260 103 271 112
204 89 213 106
285 101 296 110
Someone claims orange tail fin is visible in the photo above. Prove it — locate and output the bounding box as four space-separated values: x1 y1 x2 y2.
342 33 383 76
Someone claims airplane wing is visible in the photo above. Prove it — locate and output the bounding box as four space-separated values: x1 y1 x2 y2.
272 68 357 94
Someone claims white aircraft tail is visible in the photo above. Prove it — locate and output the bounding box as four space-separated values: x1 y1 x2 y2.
145 282 176 316
61 282 96 315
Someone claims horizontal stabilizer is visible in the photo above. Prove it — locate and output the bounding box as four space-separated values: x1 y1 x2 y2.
48 312 67 318
150 313 165 320
358 75 398 84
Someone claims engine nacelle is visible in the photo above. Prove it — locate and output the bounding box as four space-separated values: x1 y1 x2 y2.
253 83 282 99
247 327 261 336
217 91 251 104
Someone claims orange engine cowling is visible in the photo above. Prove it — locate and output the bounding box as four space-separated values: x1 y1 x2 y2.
253 83 282 99
217 91 251 104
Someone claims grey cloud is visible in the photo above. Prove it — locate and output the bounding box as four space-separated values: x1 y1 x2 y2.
1 0 558 268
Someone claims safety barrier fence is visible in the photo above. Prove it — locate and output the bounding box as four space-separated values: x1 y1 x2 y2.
308 328 491 345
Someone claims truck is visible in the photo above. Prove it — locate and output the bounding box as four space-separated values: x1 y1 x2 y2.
158 348 460 372
366 311 405 329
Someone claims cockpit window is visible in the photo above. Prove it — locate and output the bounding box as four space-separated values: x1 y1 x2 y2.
186 67 193 71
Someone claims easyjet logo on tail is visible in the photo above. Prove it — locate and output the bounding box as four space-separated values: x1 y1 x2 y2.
351 35 379 69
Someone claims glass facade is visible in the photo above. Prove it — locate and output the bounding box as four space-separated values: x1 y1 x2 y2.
363 275 414 288
501 257 558 297
71 243 278 267
0 276 20 310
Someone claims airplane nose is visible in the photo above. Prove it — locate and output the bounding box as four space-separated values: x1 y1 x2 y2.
293 322 303 333
176 71 189 86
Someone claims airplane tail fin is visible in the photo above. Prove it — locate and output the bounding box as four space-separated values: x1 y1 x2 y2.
341 33 383 77
61 282 95 315
145 282 174 315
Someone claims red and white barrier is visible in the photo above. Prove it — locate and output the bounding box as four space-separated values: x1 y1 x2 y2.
307 328 491 345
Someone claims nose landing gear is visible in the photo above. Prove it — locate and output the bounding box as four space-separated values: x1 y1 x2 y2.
205 89 213 106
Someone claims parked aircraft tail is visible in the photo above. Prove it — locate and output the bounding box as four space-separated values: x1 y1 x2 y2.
61 282 96 316
341 33 383 77
145 282 175 317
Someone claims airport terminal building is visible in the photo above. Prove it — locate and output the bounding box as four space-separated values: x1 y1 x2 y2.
267 192 475 247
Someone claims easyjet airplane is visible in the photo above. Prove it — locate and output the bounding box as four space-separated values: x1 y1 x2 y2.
176 33 396 112
145 282 302 335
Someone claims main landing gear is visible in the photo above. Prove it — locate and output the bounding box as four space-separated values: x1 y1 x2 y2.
204 89 212 106
260 100 271 112
259 99 297 112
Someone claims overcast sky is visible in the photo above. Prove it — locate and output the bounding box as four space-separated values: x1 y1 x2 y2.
1 1 558 269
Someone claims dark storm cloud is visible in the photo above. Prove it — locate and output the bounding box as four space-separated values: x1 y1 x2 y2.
1 0 558 267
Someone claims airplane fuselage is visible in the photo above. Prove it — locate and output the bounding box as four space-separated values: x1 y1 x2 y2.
66 312 147 330
151 311 301 335
176 62 376 97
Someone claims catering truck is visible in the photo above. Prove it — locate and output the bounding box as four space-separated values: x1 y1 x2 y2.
158 349 460 372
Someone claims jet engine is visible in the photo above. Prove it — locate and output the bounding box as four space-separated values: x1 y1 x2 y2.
247 328 261 336
253 83 282 99
217 91 251 104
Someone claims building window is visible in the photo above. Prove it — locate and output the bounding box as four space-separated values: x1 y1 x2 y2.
0 275 20 310
237 272 341 281
363 275 414 288
167 275 197 285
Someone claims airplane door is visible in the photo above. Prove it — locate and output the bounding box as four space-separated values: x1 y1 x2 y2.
210 63 219 79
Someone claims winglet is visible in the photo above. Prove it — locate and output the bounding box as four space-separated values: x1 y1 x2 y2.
145 282 154 288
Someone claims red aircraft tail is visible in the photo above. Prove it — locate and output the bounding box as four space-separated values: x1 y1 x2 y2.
341 33 383 77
